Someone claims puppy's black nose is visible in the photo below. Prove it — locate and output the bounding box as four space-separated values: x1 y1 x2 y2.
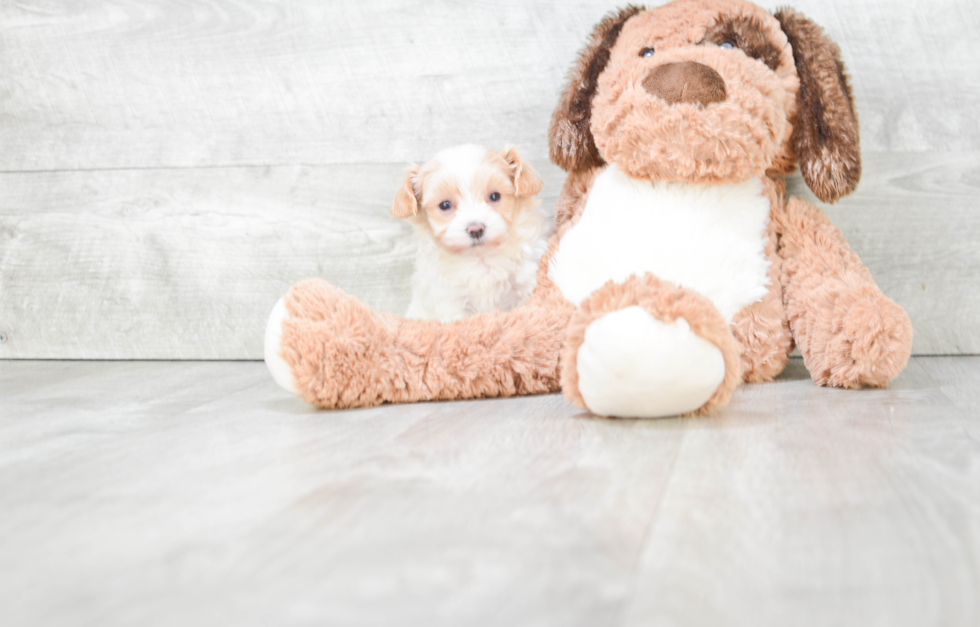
467 223 485 239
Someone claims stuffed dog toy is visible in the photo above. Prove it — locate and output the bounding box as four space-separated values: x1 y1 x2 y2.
265 0 912 418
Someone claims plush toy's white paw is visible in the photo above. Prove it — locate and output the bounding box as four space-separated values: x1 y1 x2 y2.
264 298 298 395
576 306 726 418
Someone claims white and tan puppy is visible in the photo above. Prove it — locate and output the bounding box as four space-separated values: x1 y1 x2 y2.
390 144 551 321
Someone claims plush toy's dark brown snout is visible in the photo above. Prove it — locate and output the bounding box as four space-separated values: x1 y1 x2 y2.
642 62 727 106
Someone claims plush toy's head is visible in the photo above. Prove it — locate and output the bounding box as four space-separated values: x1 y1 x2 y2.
549 0 860 202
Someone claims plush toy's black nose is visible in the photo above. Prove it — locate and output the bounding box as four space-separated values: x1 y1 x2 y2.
643 62 727 106
467 223 485 239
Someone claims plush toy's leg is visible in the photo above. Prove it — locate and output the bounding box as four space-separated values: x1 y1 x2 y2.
731 292 793 383
775 197 913 388
731 221 794 383
265 278 572 409
561 274 742 418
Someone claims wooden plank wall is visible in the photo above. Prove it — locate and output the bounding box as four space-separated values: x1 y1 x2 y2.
1 0 977 359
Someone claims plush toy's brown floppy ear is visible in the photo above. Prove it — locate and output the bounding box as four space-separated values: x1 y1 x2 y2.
549 5 643 173
775 7 861 203
500 146 544 197
389 164 421 218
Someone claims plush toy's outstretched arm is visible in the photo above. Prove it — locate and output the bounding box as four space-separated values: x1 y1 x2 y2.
267 279 572 409
774 197 912 388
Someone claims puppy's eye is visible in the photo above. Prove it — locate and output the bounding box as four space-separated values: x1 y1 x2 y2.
639 47 655 58
438 201 452 211
719 41 736 50
488 192 501 202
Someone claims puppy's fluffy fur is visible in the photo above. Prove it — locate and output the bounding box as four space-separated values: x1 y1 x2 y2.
391 144 551 321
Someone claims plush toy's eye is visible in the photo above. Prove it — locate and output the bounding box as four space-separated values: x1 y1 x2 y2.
439 201 452 211
719 41 736 49
639 47 655 58
488 192 501 202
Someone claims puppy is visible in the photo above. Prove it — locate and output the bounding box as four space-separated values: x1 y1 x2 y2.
390 144 550 321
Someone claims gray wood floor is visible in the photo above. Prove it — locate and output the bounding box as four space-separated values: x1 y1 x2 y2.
2 357 978 627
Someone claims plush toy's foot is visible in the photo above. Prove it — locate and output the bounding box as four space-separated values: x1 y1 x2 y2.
777 196 914 388
806 287 913 389
561 275 741 418
263 278 394 408
264 297 299 395
576 306 726 417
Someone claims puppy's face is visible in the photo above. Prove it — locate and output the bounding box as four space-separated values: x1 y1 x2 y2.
391 145 543 253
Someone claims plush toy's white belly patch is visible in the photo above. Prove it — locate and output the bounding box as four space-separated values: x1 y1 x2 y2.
548 165 772 322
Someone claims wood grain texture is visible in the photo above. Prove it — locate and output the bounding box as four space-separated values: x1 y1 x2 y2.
1 0 978 358
0 164 564 358
0 164 420 358
0 0 576 171
1 357 978 626
2 152 973 358
1 0 975 170
620 357 980 627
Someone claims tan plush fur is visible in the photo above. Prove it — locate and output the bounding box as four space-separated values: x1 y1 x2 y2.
731 177 794 382
561 274 742 414
280 278 572 408
773 197 912 387
549 6 644 173
553 166 601 229
587 1 799 185
273 0 912 416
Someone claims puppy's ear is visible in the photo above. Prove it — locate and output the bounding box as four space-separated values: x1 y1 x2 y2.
549 5 643 173
389 164 421 218
775 7 861 203
500 146 543 197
